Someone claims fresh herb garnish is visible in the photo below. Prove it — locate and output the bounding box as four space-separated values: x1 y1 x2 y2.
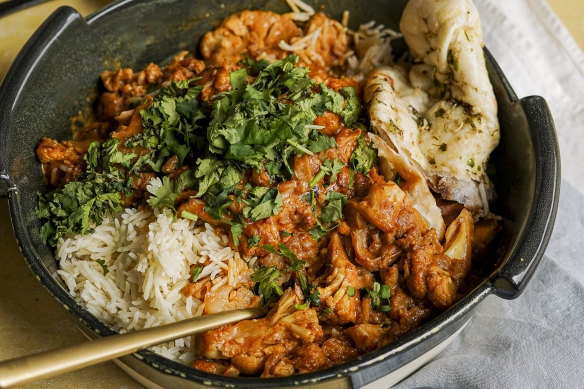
362 282 391 312
36 54 364 248
324 159 345 185
296 271 320 310
242 187 283 222
146 170 196 211
190 266 203 282
247 235 262 247
320 307 334 319
251 266 283 304
37 79 209 246
37 181 124 246
308 158 345 188
347 285 356 297
181 210 199 221
259 242 305 271
95 259 110 276
394 173 405 186
319 191 347 224
350 135 377 176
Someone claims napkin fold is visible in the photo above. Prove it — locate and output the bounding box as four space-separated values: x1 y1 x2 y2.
396 1 584 387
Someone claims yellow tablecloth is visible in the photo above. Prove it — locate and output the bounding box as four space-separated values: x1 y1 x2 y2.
0 1 582 388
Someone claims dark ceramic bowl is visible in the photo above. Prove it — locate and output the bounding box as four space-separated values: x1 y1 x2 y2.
0 0 560 387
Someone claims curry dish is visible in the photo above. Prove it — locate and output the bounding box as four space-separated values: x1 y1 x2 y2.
36 0 500 378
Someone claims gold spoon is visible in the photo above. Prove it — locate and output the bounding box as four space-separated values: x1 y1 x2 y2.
0 307 267 388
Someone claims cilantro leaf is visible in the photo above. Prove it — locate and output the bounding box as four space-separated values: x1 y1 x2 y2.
146 176 175 209
251 266 283 304
230 222 244 247
259 242 305 272
320 84 345 113
350 135 377 176
319 191 347 224
247 235 261 247
191 266 203 282
243 188 282 222
362 282 391 312
307 133 336 153
36 179 123 246
146 169 196 210
95 259 110 276
323 159 345 185
339 87 362 127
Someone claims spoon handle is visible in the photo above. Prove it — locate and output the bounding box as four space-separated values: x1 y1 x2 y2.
0 307 265 387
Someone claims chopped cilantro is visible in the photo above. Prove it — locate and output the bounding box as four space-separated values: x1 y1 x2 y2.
251 266 283 304
259 242 305 271
95 259 109 276
324 159 345 185
309 158 345 188
37 180 124 246
362 282 391 312
36 54 368 248
230 222 244 247
309 225 329 240
338 87 362 127
242 187 282 222
347 286 356 297
307 133 336 153
181 210 199 222
247 235 261 247
350 135 377 176
296 271 320 309
294 301 310 310
308 169 327 188
190 266 203 282
348 167 355 188
146 170 196 211
321 307 333 319
319 191 347 224
37 79 208 246
394 173 405 186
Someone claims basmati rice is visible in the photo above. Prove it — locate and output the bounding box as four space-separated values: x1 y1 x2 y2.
57 207 250 362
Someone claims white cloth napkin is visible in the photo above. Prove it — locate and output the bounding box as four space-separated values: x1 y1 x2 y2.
395 1 584 387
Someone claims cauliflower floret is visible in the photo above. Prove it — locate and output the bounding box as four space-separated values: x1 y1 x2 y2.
200 10 300 65
317 232 361 324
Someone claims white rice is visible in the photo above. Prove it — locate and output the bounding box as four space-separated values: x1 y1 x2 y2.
56 207 248 363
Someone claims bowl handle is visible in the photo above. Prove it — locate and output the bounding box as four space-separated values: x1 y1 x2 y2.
492 95 561 299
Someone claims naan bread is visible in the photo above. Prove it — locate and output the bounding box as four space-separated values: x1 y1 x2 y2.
366 0 499 215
